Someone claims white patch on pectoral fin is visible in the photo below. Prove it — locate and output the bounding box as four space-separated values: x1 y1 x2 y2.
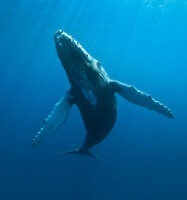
110 80 173 118
32 92 74 148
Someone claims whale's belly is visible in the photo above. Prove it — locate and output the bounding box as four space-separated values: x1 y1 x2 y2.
72 81 117 142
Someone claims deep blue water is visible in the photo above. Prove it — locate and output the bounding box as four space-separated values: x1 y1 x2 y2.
1 0 187 199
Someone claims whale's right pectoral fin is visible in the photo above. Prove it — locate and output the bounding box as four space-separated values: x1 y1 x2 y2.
110 80 173 118
32 91 74 148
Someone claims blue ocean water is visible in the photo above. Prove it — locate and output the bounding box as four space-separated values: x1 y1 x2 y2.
0 0 187 199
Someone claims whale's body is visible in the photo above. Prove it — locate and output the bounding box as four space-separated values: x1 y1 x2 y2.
32 30 173 160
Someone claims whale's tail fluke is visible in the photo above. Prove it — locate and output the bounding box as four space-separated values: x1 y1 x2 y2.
58 148 98 161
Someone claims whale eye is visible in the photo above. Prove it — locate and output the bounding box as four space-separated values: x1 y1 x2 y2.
96 61 101 68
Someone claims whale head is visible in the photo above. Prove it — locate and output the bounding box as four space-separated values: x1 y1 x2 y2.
53 30 110 105
53 30 95 76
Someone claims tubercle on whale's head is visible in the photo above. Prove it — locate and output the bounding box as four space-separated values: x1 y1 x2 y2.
54 30 74 49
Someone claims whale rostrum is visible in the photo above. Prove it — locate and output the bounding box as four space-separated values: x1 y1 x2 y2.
32 30 173 160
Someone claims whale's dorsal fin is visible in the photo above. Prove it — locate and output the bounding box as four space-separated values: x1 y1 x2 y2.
110 80 173 118
32 91 74 147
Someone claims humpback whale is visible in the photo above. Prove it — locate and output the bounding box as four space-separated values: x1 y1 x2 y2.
32 30 173 160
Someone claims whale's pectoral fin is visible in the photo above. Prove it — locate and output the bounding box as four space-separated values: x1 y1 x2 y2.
110 80 173 118
32 91 74 148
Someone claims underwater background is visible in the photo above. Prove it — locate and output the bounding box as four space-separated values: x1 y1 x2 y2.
1 0 187 199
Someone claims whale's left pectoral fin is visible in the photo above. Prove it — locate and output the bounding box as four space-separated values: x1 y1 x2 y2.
32 92 74 148
110 80 173 118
